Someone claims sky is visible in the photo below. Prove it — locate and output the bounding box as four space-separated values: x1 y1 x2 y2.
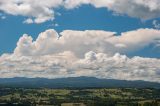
0 0 160 82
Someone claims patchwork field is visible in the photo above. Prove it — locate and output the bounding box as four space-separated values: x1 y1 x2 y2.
0 88 159 106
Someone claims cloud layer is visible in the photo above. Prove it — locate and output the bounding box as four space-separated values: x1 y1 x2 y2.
0 28 160 82
1 0 160 23
0 51 160 82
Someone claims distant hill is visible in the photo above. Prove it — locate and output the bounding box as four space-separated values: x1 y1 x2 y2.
0 77 159 88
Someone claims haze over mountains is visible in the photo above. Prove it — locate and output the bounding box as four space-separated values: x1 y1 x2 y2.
0 77 159 88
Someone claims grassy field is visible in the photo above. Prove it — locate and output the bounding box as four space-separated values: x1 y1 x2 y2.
0 88 159 106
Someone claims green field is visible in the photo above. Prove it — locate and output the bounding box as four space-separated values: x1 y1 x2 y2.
0 88 159 106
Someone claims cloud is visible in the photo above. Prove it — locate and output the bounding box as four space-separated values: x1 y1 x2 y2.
64 0 160 20
0 13 6 19
14 29 116 57
0 51 77 78
0 28 160 82
23 18 33 24
153 20 160 29
0 0 63 23
75 52 160 82
107 28 160 53
1 0 160 23
48 23 59 27
1 16 6 19
0 51 160 82
14 28 160 57
14 29 60 56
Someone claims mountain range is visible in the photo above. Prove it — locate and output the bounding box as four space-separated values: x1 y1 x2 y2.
0 77 159 88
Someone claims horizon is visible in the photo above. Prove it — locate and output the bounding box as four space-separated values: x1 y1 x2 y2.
0 0 160 83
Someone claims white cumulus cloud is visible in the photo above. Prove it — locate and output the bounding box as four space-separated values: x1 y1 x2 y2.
0 0 63 23
14 28 160 57
1 0 160 23
0 28 160 82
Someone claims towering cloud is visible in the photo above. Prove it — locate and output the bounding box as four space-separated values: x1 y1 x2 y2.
14 28 160 57
0 28 160 82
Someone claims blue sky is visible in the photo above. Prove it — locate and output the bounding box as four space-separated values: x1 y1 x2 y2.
0 0 160 81
0 5 157 55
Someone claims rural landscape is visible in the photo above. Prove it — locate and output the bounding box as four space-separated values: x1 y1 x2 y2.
0 87 160 106
0 0 160 105
0 77 159 106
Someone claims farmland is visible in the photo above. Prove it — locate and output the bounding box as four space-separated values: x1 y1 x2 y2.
0 88 159 106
